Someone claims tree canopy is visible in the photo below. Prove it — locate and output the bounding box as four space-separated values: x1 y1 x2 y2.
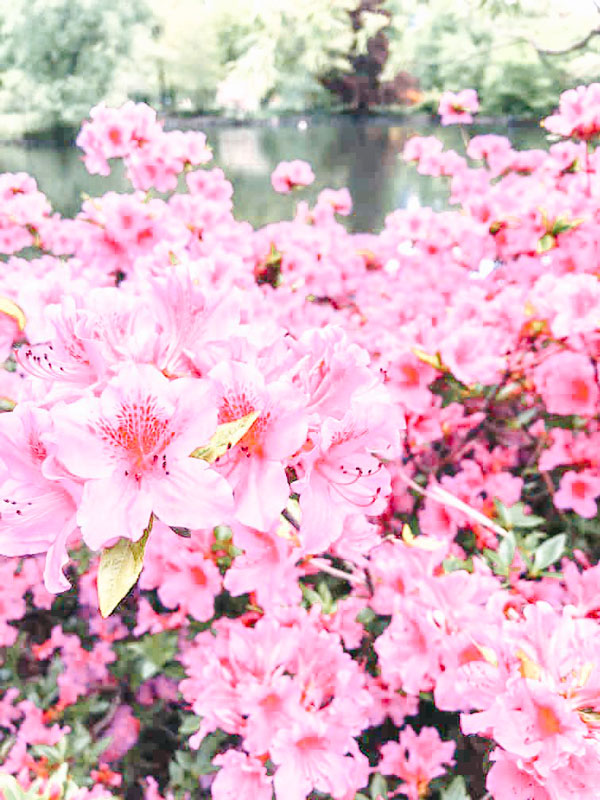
0 0 148 133
1 0 600 132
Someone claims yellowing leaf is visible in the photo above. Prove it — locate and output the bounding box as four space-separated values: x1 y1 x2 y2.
579 709 600 726
401 523 443 551
190 411 259 463
536 233 555 254
411 347 444 371
0 296 26 331
474 643 498 667
516 648 542 680
401 523 414 544
97 516 153 618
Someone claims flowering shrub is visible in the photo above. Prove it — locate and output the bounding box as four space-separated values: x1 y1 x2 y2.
1 89 600 799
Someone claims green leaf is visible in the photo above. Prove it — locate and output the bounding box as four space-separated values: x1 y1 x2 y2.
356 606 376 626
551 216 584 236
370 773 388 800
301 584 322 607
31 743 62 762
441 775 471 800
316 580 336 613
180 713 202 736
190 411 259 463
532 533 566 575
536 232 555 253
412 347 444 371
497 529 516 569
97 515 153 617
494 500 544 530
443 556 473 573
0 296 26 331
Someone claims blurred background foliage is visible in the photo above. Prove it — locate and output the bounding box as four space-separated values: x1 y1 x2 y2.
0 0 599 136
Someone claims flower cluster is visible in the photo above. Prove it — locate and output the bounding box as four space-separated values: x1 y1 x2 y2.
1 87 600 799
437 89 480 126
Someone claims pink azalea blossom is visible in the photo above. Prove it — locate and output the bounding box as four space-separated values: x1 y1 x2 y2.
553 469 600 518
0 403 79 592
378 726 456 800
212 750 273 800
534 350 599 417
51 364 233 550
208 360 308 531
293 407 395 553
270 716 368 800
100 704 141 763
543 83 600 140
271 160 315 193
438 89 479 125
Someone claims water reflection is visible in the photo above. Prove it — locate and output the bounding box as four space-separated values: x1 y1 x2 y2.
0 119 547 232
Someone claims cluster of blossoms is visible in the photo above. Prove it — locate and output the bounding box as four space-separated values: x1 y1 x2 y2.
437 89 480 126
1 87 600 799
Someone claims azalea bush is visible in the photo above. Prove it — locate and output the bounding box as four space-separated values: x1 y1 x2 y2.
1 85 600 799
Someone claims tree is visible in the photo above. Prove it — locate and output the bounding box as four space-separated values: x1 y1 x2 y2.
128 0 390 114
0 0 148 135
320 0 421 111
382 0 600 116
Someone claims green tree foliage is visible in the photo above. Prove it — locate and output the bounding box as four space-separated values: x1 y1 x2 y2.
133 0 388 113
2 0 600 130
382 0 600 116
0 0 148 134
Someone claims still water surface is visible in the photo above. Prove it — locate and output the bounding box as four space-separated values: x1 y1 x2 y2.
0 118 546 233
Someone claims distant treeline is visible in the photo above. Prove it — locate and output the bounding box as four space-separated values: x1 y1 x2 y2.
0 0 599 136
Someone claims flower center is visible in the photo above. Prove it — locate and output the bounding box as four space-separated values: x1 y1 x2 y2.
537 704 561 736
99 399 173 468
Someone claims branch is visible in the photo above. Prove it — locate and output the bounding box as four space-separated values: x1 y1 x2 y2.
396 467 509 539
528 26 600 57
309 557 366 587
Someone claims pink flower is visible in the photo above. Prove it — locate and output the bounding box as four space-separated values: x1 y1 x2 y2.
51 364 233 550
315 187 352 216
209 360 308 532
224 523 302 611
375 597 442 694
388 350 436 413
543 83 600 140
438 89 479 125
440 323 506 385
212 751 273 800
270 716 368 800
271 160 315 193
0 404 79 592
100 704 140 763
76 102 162 176
3 698 69 774
486 749 551 800
140 520 222 622
378 726 456 800
461 680 587 777
533 351 599 417
293 408 394 554
554 469 600 518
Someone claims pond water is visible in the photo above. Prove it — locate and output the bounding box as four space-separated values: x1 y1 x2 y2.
0 118 547 233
